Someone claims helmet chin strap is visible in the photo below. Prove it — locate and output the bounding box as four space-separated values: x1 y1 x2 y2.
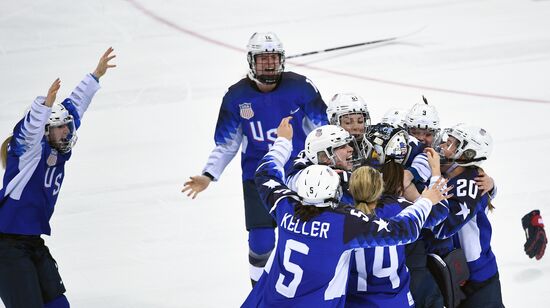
248 71 276 86
444 162 460 175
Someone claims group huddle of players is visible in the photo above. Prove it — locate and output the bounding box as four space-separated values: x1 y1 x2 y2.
180 32 547 308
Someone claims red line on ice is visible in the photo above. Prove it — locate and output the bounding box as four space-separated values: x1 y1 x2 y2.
125 0 550 104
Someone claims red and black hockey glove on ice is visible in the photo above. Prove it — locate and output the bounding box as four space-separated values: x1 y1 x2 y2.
521 210 547 260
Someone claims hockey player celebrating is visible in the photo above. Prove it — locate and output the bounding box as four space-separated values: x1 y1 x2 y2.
403 97 440 147
430 123 504 308
182 32 328 285
347 125 449 308
402 97 496 198
242 117 451 307
325 92 370 167
0 48 116 308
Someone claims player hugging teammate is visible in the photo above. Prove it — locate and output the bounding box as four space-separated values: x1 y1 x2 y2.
241 87 546 308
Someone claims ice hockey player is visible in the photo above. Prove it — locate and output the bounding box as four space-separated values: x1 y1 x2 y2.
242 117 451 307
182 32 328 286
0 48 116 308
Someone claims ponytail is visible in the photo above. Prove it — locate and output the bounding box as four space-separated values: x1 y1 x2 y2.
355 201 373 215
294 203 326 222
1 136 12 169
349 166 385 214
477 167 496 212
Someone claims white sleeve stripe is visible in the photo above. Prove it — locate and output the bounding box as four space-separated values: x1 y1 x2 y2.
285 169 303 191
269 138 293 169
4 141 43 200
68 74 101 119
202 125 242 181
457 215 482 262
325 250 353 300
5 97 51 200
410 153 431 181
18 97 50 146
395 197 432 243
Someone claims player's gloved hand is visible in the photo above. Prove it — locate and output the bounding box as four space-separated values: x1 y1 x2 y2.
521 210 547 260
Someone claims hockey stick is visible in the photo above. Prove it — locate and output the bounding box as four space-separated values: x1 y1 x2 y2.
286 26 426 59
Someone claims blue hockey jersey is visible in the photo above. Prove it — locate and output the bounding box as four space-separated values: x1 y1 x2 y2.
242 138 436 308
430 167 497 282
346 194 448 308
0 74 100 235
346 199 413 308
403 136 430 184
202 72 328 181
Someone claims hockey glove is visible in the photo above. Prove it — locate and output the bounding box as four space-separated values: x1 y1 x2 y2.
522 210 547 260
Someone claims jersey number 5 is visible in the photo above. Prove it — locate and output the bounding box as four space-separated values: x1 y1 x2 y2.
276 239 309 298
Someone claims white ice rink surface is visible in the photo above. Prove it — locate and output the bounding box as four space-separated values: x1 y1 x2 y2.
1 0 550 307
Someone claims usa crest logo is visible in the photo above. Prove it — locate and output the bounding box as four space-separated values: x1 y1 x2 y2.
47 150 58 166
239 103 254 120
315 128 323 137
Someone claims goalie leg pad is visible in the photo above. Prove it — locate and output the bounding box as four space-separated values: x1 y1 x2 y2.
427 248 469 308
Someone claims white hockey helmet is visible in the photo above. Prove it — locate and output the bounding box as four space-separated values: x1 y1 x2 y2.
434 123 493 167
246 32 285 85
304 125 353 165
296 164 342 208
46 103 77 153
404 96 440 132
380 108 407 128
326 93 371 129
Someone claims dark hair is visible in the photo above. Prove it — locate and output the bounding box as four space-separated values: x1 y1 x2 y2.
1 136 12 169
294 204 327 222
379 160 404 197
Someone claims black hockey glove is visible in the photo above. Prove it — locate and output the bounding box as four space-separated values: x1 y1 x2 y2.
521 210 547 260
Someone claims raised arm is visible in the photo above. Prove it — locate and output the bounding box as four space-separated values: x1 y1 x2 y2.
422 148 451 228
4 79 61 200
253 117 295 212
13 79 60 151
344 177 452 248
44 78 61 107
67 47 116 119
93 47 117 79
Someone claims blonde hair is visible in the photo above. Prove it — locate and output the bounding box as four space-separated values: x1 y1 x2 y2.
349 166 385 215
1 136 12 169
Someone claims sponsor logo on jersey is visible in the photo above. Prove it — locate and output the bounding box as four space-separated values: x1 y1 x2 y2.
239 103 254 120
